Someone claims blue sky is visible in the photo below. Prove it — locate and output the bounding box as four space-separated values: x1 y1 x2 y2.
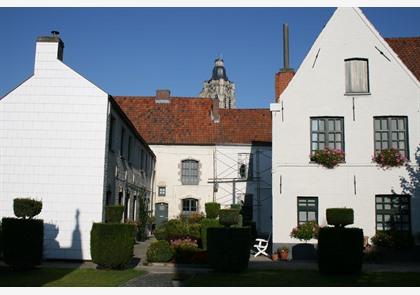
0 7 419 108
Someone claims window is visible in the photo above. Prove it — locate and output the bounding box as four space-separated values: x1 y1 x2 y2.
120 128 125 157
374 117 409 158
182 198 198 214
108 116 115 150
158 186 166 197
127 136 132 162
311 117 344 153
376 195 411 231
181 159 199 185
297 197 318 225
345 58 369 94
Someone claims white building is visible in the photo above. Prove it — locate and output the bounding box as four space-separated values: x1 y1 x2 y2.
271 8 420 253
0 32 155 260
116 91 272 233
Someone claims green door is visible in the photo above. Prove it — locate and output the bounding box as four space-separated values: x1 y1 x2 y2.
155 203 168 225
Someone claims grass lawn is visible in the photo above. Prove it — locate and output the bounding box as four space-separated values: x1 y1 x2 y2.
0 266 146 287
187 269 420 287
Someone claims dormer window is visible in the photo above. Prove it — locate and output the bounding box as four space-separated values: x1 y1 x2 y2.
345 58 369 94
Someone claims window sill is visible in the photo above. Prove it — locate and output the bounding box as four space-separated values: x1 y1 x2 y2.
344 92 371 96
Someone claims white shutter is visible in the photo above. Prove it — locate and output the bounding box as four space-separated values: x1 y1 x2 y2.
345 59 369 93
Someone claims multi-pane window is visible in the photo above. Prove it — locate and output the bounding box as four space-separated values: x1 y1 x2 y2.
345 58 369 94
311 117 344 153
158 186 166 197
376 195 411 231
297 197 318 225
374 117 409 158
182 198 198 214
108 116 115 150
181 159 199 185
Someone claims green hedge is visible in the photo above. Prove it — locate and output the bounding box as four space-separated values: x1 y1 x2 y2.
318 227 364 274
105 205 124 223
200 218 222 250
207 227 251 272
372 231 414 250
219 209 240 227
90 223 135 269
326 208 354 227
2 217 44 269
13 198 42 219
205 202 221 219
146 240 174 262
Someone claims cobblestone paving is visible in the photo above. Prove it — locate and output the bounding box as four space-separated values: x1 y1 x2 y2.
122 273 174 287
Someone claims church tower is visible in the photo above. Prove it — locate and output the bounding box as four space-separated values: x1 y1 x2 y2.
200 58 236 109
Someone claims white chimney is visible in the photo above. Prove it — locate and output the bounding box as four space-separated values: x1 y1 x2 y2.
34 31 64 73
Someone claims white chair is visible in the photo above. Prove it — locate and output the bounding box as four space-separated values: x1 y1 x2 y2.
253 233 271 257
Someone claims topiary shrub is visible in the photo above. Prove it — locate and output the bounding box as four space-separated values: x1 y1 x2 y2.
372 231 414 250
105 205 124 223
200 218 222 250
146 240 174 263
219 209 240 227
90 223 135 269
13 198 42 219
230 204 242 211
154 223 168 240
2 217 44 269
318 227 364 274
326 208 354 227
208 227 251 272
0 221 3 259
205 202 221 219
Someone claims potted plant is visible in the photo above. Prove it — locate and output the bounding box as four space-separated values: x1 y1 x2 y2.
290 221 319 242
271 251 279 261
279 246 289 261
372 148 407 168
310 148 345 169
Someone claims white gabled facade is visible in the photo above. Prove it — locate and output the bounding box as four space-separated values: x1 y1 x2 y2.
152 144 272 233
0 33 155 260
271 8 420 250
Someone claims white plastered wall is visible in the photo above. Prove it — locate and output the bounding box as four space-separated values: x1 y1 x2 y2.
271 8 420 245
0 40 109 259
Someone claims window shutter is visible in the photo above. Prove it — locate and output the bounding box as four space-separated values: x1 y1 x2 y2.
345 59 369 93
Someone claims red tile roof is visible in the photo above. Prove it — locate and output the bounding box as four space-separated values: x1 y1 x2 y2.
114 96 271 145
385 37 420 81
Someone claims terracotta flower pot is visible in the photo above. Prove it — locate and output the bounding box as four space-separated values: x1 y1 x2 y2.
280 250 289 261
